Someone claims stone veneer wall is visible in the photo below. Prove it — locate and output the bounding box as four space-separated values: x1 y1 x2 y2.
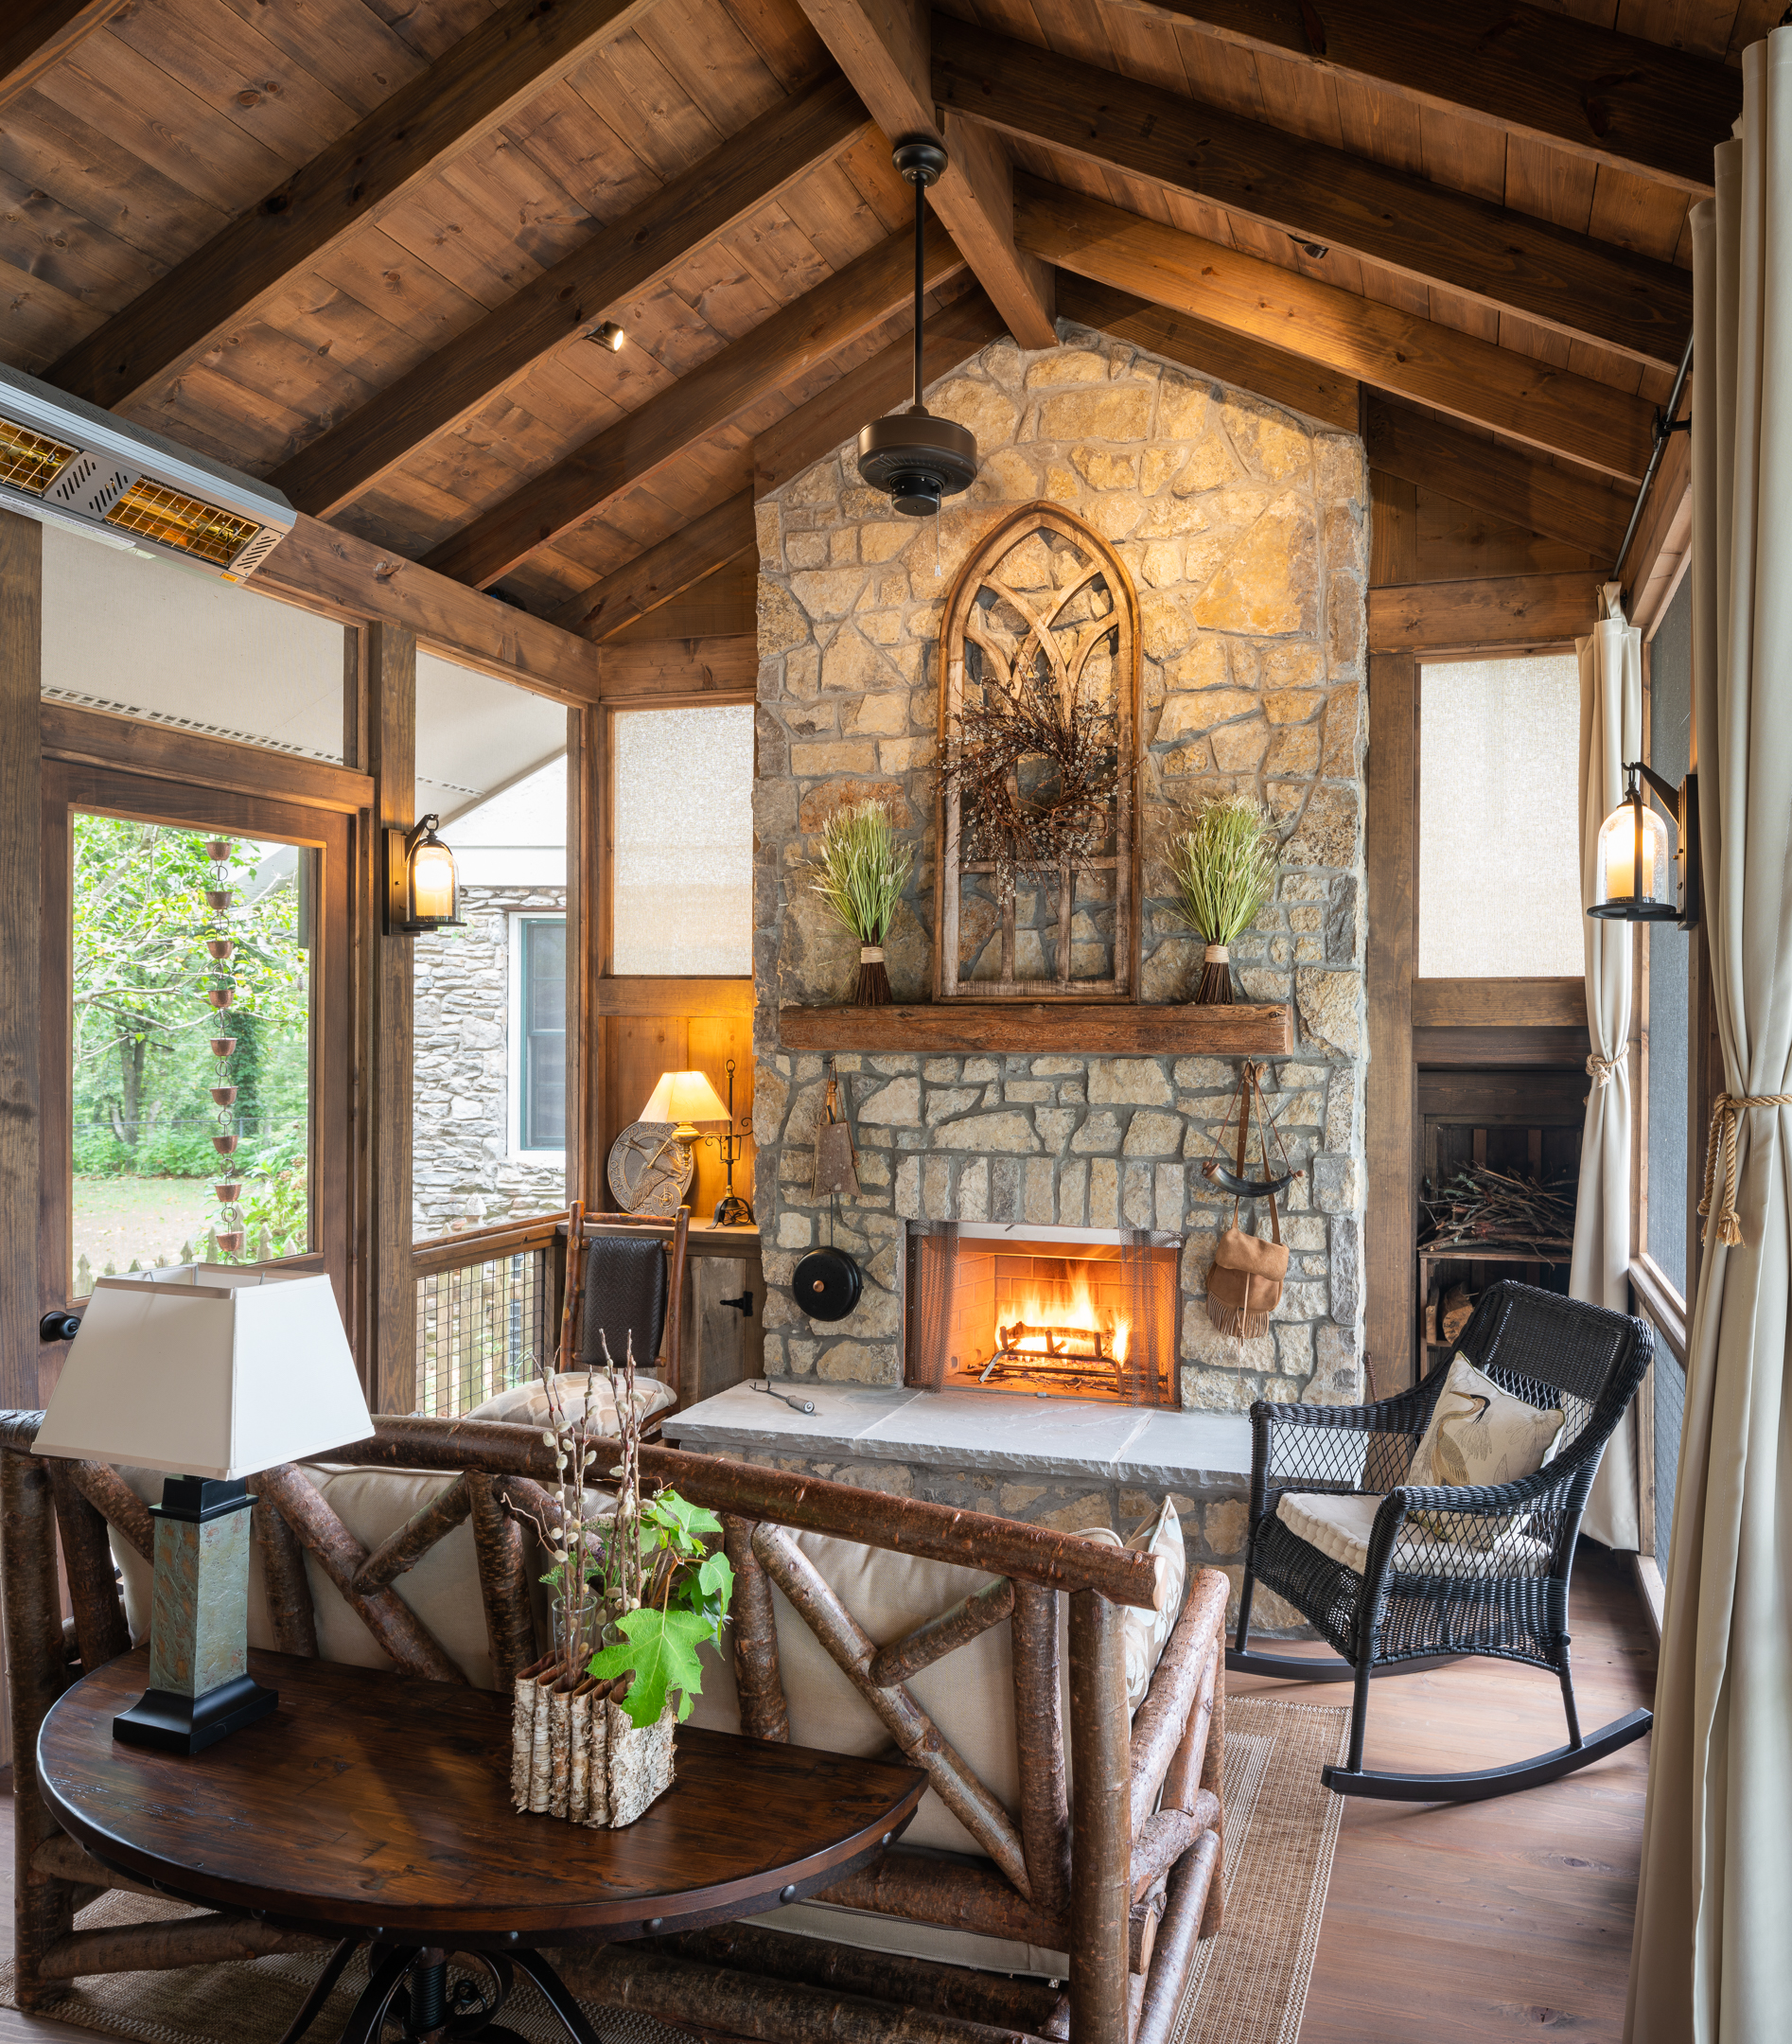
750 322 1369 1415
413 884 568 1239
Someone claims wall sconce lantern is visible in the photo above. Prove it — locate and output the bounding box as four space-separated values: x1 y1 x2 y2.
1590 762 1699 929
385 814 465 935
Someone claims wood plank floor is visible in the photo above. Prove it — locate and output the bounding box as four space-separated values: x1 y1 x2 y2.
0 1543 1655 2041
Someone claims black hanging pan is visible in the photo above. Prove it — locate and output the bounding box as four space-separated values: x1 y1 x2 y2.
793 1243 863 1322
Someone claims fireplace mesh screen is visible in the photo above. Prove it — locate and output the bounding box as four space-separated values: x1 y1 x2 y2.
907 1225 1178 1407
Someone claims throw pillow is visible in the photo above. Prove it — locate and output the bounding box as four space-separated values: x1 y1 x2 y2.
466 1371 676 1433
1405 1353 1565 1546
1075 1498 1186 1708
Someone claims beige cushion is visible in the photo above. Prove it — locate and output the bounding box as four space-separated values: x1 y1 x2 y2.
1406 1353 1564 1543
1075 1499 1186 1709
110 1462 540 1691
466 1371 676 1432
1274 1489 1550 1577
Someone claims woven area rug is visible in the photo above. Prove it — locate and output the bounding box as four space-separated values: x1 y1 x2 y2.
0 1698 1346 2043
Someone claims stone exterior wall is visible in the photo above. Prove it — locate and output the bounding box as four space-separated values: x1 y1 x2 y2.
750 322 1369 1414
413 885 567 1240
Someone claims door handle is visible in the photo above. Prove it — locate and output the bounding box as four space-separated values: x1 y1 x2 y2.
719 1291 754 1318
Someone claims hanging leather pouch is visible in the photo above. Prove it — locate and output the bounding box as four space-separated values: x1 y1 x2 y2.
1205 1198 1287 1340
813 1066 859 1198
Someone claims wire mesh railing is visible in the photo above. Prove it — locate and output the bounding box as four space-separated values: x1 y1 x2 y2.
413 1220 560 1418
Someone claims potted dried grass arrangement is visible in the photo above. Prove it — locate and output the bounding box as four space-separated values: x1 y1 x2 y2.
1168 795 1278 1004
510 1330 732 1829
811 798 913 1005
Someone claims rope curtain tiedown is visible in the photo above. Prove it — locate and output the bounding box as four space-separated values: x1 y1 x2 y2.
1696 1093 1792 1247
1586 1053 1623 1088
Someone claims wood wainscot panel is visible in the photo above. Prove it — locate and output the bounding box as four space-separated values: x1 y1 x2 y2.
596 978 754 1017
1369 573 1602 653
1412 978 1588 1029
601 1008 757 1224
776 1002 1291 1056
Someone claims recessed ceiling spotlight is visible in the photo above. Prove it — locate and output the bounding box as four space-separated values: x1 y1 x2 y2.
1290 236 1330 260
855 138 978 519
589 322 625 352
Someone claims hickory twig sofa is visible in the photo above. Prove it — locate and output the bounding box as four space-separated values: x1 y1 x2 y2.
0 1407 1226 2044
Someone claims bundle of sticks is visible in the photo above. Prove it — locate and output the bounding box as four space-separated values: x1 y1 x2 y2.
1420 1163 1577 1252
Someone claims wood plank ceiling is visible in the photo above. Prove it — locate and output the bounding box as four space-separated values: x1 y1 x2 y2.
0 0 1761 640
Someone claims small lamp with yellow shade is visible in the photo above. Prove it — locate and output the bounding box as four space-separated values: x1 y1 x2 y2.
641 1069 755 1225
1589 762 1698 928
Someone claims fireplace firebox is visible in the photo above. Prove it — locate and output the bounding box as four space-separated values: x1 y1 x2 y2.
905 1223 1181 1408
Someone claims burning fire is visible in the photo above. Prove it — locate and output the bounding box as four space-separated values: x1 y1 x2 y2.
999 1267 1130 1366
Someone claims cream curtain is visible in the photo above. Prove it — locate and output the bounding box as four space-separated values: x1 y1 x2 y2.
1626 29 1792 2043
1572 584 1641 1550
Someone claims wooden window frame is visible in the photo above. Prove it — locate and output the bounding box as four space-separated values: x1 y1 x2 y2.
40 749 358 1331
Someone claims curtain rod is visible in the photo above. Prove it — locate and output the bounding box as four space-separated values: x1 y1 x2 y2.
1613 327 1695 581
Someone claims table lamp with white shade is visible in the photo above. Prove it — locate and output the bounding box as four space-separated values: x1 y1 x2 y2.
35 1266 373 1755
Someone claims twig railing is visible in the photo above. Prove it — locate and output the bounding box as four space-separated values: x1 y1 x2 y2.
0 1410 1225 2044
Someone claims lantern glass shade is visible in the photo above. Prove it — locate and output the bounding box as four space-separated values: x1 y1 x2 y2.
1591 793 1676 920
411 836 458 921
641 1069 729 1136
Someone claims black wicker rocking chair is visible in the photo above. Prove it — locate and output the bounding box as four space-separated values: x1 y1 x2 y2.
1228 1281 1655 1802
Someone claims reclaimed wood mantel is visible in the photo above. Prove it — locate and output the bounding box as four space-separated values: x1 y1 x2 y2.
777 1002 1291 1056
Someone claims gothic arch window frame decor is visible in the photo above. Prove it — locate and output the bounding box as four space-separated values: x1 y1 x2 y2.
935 502 1141 1001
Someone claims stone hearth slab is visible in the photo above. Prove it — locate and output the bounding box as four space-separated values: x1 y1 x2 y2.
664 1383 1253 1487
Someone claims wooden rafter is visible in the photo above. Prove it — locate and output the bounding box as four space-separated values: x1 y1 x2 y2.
270 77 871 520
46 0 659 414
426 220 966 590
793 0 1056 349
0 0 128 113
934 16 1693 371
1365 397 1630 563
1128 0 1739 194
553 492 758 642
1015 179 1654 483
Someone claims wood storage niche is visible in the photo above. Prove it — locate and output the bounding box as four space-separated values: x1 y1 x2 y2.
937 502 1140 999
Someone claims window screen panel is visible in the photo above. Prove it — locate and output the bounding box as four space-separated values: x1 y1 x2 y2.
522 919 567 1152
611 705 752 976
1418 655 1585 978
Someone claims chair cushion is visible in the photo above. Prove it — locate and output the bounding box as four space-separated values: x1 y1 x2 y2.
575 1234 668 1370
1406 1353 1564 1543
465 1371 676 1431
1074 1498 1186 1709
1274 1490 1551 1577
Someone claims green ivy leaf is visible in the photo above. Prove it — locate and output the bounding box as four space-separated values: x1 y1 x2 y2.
590 1607 712 1729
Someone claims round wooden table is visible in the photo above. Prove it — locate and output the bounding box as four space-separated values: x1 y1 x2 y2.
39 1648 925 2043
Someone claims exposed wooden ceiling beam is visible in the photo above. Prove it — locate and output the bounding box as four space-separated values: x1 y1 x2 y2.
553 491 757 642
1130 0 1737 195
792 0 1056 348
1055 277 1357 432
1015 179 1653 482
257 517 606 708
270 77 870 520
0 1 128 112
426 220 966 590
936 18 1691 371
47 0 659 414
752 285 1009 497
1364 397 1631 561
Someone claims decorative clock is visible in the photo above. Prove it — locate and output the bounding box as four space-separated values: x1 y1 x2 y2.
606 1121 695 1220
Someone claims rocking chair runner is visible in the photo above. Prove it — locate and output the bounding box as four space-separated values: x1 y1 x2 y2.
1228 1281 1655 1802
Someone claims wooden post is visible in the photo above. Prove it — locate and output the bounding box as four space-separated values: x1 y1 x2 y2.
1364 649 1417 1390
45 1463 130 1672
0 511 42 1418
467 1469 536 1691
1068 1589 1130 2044
253 1493 319 1658
2 1452 73 2010
366 621 416 1413
567 703 603 1209
723 1516 789 1742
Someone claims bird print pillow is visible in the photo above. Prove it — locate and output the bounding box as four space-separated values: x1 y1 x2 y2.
1404 1354 1565 1548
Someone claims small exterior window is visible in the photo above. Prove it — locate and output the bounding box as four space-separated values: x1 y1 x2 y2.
1417 654 1585 978
517 917 566 1154
609 704 752 975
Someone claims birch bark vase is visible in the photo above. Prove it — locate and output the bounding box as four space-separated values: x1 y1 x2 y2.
510 1654 676 1827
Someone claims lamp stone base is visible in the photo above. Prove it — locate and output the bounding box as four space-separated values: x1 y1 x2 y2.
114 1672 279 1755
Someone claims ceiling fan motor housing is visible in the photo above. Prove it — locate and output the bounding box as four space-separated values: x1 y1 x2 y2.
857 135 979 517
